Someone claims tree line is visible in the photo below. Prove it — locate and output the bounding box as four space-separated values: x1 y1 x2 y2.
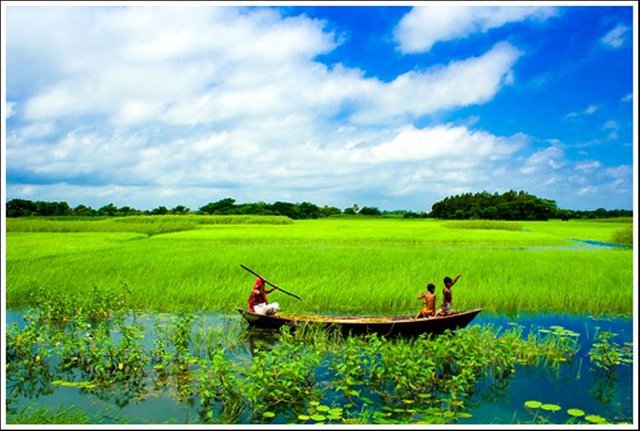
427 190 632 221
4 198 386 220
5 193 632 220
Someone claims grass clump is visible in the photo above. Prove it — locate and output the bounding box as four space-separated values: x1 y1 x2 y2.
611 226 633 247
7 405 91 424
5 214 293 237
6 217 197 236
444 220 524 231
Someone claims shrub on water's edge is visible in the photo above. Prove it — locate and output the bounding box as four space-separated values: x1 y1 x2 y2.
611 226 633 247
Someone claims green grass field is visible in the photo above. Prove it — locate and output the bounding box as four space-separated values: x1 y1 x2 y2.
5 216 634 316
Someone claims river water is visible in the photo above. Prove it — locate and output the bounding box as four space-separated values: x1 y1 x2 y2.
4 310 634 425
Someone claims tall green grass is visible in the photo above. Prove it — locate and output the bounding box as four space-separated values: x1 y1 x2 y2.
5 217 633 316
444 220 523 231
6 214 293 236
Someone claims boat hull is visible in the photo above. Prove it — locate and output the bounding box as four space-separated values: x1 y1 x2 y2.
237 308 482 337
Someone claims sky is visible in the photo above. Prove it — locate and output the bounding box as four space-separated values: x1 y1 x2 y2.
2 1 637 212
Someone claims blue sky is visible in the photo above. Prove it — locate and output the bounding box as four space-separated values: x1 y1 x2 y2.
2 2 636 212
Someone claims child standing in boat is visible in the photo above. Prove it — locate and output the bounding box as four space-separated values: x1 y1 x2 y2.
437 273 462 315
416 283 437 318
247 278 280 315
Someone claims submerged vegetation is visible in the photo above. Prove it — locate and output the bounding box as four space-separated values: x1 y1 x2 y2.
7 288 631 425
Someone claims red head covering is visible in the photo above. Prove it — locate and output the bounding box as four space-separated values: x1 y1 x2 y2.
253 278 264 289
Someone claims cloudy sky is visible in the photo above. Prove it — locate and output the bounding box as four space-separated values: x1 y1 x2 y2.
2 2 636 212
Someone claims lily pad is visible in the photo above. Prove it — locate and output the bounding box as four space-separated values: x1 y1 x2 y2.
262 411 275 418
524 400 542 409
567 408 585 417
585 414 607 424
297 414 310 421
316 405 330 412
310 414 326 422
541 403 561 412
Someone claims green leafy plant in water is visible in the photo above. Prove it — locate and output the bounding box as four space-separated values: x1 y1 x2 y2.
297 401 344 424
196 350 247 424
589 331 632 372
243 326 323 419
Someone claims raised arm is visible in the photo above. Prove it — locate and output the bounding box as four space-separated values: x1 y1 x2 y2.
451 273 462 286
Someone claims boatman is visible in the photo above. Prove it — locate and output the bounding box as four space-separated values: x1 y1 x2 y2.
247 277 280 315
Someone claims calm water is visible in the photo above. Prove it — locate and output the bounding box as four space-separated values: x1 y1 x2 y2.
5 310 634 425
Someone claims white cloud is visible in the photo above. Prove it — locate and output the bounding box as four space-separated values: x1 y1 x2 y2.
574 160 601 172
603 120 618 130
5 101 16 119
605 165 632 179
602 120 620 140
565 104 599 119
519 146 564 175
11 6 522 130
577 186 598 196
352 42 522 123
600 24 629 49
361 123 524 163
621 93 632 102
394 5 557 53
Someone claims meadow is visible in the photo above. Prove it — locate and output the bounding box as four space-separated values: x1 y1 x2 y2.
5 215 634 316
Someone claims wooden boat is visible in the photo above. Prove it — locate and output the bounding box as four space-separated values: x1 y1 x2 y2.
236 307 482 337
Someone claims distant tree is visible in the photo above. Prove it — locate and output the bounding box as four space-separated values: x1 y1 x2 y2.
98 203 119 216
359 206 381 216
118 206 139 216
73 204 97 217
171 205 190 214
199 198 236 214
6 199 37 217
150 206 169 215
429 190 558 220
296 202 321 219
320 205 342 217
270 201 296 218
343 207 356 215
